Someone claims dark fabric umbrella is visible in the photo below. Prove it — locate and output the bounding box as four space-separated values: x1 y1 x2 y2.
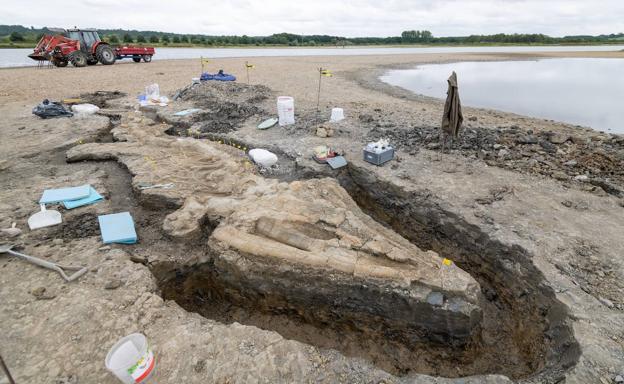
441 71 463 148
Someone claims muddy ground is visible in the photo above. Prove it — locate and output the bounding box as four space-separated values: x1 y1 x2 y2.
0 51 623 384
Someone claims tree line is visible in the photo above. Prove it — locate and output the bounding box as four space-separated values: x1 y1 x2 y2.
2 24 623 47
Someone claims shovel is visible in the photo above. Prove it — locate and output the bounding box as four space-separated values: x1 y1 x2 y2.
0 244 88 282
28 204 62 230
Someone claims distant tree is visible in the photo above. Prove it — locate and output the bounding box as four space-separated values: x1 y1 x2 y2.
123 33 133 43
9 32 25 42
149 35 159 43
190 36 201 44
161 35 170 43
136 34 146 43
172 35 180 43
109 34 120 43
180 35 189 43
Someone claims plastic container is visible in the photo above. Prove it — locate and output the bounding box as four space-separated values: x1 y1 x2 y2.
277 96 295 126
145 84 160 100
330 108 344 122
105 333 155 384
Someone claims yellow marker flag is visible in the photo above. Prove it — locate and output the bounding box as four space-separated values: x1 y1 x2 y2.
442 258 453 266
320 69 333 77
246 63 255 68
201 57 210 64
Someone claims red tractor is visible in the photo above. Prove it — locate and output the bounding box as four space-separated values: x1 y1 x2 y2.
29 28 155 67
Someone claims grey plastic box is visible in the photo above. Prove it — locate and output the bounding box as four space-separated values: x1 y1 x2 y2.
363 147 394 166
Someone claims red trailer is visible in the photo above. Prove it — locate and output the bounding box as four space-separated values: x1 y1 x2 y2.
114 46 155 62
29 28 155 67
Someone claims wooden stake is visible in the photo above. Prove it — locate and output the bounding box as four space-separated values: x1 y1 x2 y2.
316 67 323 112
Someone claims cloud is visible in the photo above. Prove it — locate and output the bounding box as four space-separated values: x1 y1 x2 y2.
2 0 623 37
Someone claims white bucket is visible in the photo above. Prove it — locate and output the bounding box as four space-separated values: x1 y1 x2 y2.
330 108 344 122
105 333 155 384
277 96 295 126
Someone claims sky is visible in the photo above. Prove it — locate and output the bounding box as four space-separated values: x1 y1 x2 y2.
2 0 624 37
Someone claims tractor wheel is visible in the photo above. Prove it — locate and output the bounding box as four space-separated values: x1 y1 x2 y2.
132 56 141 63
142 55 152 63
96 45 116 65
68 51 88 67
53 59 68 68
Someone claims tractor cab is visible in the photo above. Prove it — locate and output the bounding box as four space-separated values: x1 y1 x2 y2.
66 29 102 52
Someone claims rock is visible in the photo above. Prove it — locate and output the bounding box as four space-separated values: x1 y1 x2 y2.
426 142 440 150
315 126 333 138
468 116 478 121
561 200 573 208
598 297 614 309
493 144 503 150
549 133 570 144
498 149 509 158
98 246 111 251
32 287 56 300
614 374 624 383
552 171 569 181
52 238 64 246
563 160 578 167
539 140 556 152
516 135 538 145
570 136 588 145
574 175 589 182
104 279 123 290
130 254 148 265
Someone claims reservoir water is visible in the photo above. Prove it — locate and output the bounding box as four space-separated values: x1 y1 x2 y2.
380 58 624 133
1 45 623 68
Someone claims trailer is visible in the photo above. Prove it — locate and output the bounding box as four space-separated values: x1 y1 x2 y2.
114 46 155 62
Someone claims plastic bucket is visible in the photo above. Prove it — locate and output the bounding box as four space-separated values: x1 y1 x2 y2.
105 333 155 384
277 96 295 126
330 108 344 122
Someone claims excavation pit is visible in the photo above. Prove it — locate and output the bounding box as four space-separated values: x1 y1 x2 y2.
150 166 580 381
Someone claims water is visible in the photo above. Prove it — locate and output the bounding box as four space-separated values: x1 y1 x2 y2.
2 45 624 68
380 58 624 133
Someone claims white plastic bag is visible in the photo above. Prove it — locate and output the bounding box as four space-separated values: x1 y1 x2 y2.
71 103 100 116
145 84 160 100
249 148 278 167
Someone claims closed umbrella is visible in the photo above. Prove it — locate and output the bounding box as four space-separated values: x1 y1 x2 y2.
441 71 463 150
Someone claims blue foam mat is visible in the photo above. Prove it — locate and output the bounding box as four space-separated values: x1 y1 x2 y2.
98 212 137 244
39 185 90 204
63 187 103 209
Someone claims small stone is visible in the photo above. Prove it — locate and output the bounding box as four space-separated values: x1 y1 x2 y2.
561 200 573 208
105 279 123 290
493 144 502 150
130 254 148 265
549 133 570 144
574 175 589 182
552 172 568 181
194 359 206 373
315 127 328 138
614 374 624 383
426 142 440 150
516 135 538 145
563 160 577 167
98 246 111 251
52 238 64 246
468 116 478 121
32 287 56 300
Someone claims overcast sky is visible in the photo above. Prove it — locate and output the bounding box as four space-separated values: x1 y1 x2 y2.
3 0 623 37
